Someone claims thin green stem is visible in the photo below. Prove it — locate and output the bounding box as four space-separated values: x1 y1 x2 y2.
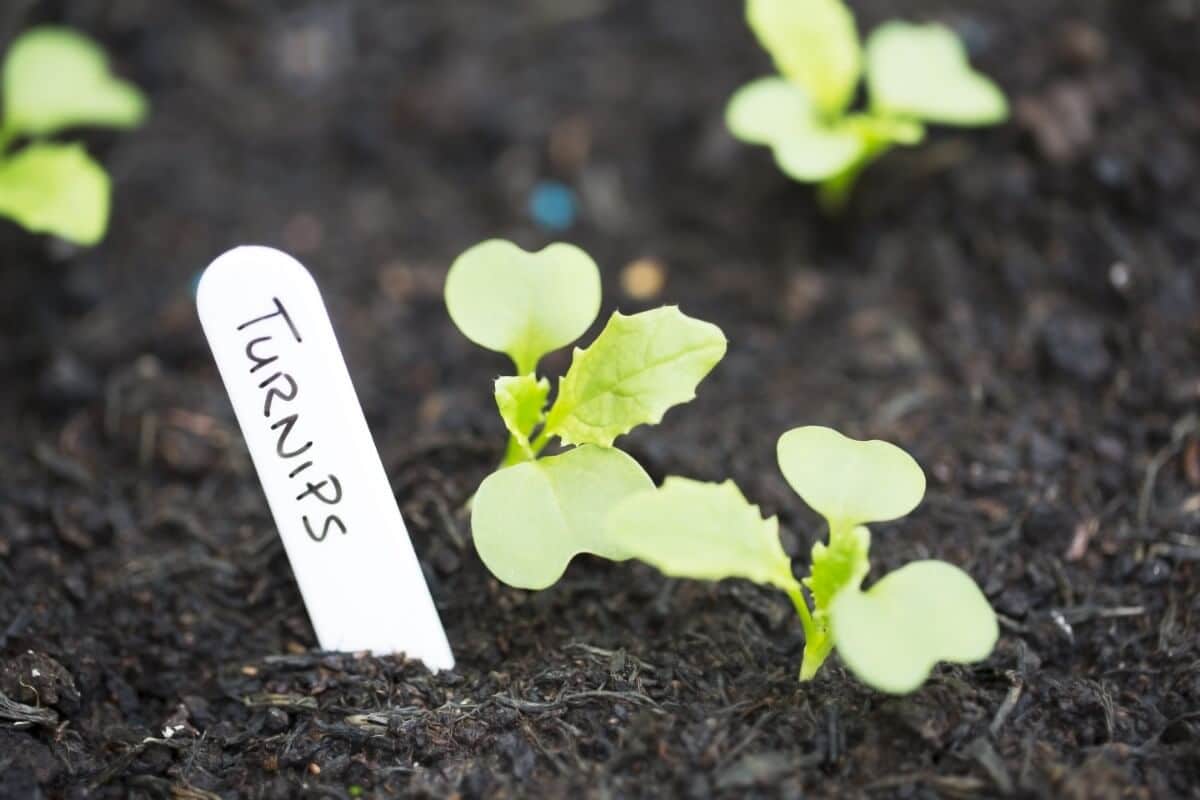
513 352 538 377
500 434 530 468
528 426 552 457
499 419 554 469
783 579 816 642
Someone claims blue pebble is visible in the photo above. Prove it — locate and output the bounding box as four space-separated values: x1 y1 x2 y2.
529 181 577 232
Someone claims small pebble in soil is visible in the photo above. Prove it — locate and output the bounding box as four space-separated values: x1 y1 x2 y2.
1139 558 1171 586
549 115 592 172
1023 503 1075 546
1039 314 1112 383
784 270 828 322
39 351 100 409
1108 260 1133 293
282 212 324 254
620 257 667 301
529 180 577 232
1017 80 1097 164
61 261 105 313
1057 20 1108 67
262 707 291 734
1028 431 1067 471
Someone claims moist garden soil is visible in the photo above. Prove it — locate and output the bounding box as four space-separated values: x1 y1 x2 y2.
1 0 1199 797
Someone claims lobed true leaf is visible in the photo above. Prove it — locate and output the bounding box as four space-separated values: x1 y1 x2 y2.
494 374 550 461
746 0 861 120
607 478 795 591
544 306 727 448
0 143 110 245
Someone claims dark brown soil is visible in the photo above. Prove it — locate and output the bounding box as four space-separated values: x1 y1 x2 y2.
2 0 1199 797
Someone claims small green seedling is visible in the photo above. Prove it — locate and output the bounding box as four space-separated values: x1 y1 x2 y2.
607 426 997 693
0 27 147 245
444 239 727 590
726 0 1008 210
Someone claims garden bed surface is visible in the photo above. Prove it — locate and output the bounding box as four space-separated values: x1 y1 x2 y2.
1 0 1198 797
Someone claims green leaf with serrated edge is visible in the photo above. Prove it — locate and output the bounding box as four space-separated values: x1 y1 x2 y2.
495 374 550 461
798 524 870 680
746 0 862 120
866 22 1008 126
472 445 653 590
608 478 796 591
0 143 109 245
776 426 926 534
445 239 601 374
3 27 147 139
726 77 865 182
543 307 726 447
805 525 870 612
831 560 998 693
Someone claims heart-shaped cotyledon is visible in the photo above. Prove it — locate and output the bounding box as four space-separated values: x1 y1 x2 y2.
830 559 999 694
444 239 601 375
471 445 653 590
776 425 927 533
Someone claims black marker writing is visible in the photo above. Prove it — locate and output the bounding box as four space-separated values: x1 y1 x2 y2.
304 514 348 542
237 297 303 343
237 298 348 542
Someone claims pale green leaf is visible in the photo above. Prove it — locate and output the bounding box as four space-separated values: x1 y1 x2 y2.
777 426 926 533
726 77 866 182
495 374 550 459
866 22 1008 126
543 307 726 447
471 445 653 589
773 129 867 184
725 76 819 145
0 143 109 245
746 0 862 119
3 26 148 138
831 560 998 693
445 239 602 374
608 478 794 590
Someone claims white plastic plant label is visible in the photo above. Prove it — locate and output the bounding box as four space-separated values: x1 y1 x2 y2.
196 246 454 670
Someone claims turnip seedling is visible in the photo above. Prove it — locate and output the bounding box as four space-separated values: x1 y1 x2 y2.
607 425 997 694
726 0 1008 210
0 27 147 245
444 239 727 590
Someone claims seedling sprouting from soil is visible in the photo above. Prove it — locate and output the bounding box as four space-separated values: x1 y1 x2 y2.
607 426 998 693
444 239 727 590
0 27 147 245
726 0 1008 210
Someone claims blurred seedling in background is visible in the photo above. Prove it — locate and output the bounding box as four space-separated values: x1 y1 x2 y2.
607 426 998 693
0 27 147 245
726 0 1008 211
444 239 726 590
